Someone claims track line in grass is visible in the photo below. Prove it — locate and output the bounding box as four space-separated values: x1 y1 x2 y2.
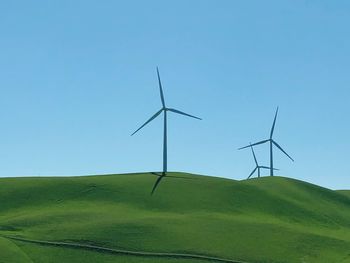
3 235 247 263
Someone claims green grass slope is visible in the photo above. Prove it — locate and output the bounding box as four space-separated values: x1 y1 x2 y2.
337 190 350 199
0 237 33 262
0 173 349 263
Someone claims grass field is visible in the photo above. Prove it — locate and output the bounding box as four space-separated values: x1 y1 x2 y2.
0 172 349 263
338 190 350 199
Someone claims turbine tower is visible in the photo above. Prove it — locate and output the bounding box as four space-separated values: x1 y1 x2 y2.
239 107 293 176
132 67 201 194
247 143 278 179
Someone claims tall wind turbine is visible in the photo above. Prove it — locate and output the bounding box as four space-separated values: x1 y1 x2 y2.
247 143 278 179
132 67 202 194
239 107 294 176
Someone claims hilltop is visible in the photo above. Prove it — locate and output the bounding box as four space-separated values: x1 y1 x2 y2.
0 173 349 263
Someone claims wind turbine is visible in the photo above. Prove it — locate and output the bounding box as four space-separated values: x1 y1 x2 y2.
247 143 278 179
239 107 294 176
131 67 202 194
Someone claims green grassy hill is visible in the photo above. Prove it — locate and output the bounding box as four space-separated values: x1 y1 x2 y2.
0 172 349 263
338 190 350 198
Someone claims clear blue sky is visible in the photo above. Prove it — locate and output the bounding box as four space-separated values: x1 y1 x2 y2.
0 0 349 189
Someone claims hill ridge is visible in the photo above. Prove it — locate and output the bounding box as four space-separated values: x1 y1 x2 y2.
0 172 349 263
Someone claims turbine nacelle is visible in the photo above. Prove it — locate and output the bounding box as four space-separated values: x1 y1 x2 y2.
131 107 202 137
239 139 294 161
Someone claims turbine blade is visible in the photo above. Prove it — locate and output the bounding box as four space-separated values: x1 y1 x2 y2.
167 108 202 120
250 143 258 166
260 166 279 170
270 107 279 139
157 67 165 107
131 109 163 136
238 139 269 150
272 140 294 162
151 175 164 195
248 167 257 179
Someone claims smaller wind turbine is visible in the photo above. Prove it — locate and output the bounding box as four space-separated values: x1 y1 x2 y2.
239 107 294 176
132 67 202 194
247 143 278 179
